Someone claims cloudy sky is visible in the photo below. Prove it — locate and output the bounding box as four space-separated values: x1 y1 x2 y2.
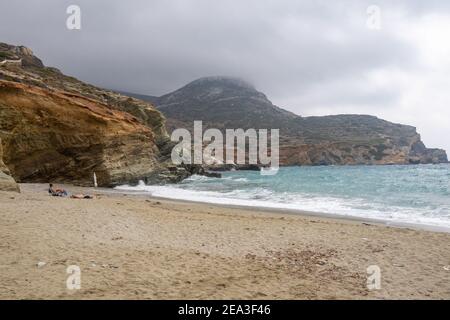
1 0 449 152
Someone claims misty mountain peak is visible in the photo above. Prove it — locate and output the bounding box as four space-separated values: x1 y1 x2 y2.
188 76 255 90
158 76 270 107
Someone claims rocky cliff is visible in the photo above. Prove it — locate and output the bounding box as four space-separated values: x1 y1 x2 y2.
0 42 201 186
131 76 448 166
0 80 165 186
0 43 166 136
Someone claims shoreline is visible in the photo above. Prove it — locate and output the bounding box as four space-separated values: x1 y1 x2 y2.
107 186 450 234
1 183 449 299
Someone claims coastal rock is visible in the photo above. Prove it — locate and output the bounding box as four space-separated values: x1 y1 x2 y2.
202 171 221 178
0 138 20 192
0 42 204 186
141 164 221 185
0 171 18 192
0 80 163 187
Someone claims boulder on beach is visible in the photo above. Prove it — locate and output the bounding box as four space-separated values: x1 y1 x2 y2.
0 138 20 192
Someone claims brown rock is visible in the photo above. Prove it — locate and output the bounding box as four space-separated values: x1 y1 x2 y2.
0 42 208 186
0 137 20 192
0 80 161 187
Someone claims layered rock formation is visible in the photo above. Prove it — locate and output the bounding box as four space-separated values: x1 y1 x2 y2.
130 76 448 166
0 43 166 136
0 42 204 186
0 80 165 186
278 115 448 165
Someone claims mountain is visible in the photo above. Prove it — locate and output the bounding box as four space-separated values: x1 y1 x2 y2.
135 76 448 166
0 42 206 186
123 76 300 134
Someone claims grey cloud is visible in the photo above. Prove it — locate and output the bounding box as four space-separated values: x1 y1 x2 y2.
1 0 450 151
0 0 419 93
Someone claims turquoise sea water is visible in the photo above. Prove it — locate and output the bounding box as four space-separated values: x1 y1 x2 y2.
117 164 450 229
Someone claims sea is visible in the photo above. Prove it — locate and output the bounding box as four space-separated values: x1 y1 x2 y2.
116 164 450 230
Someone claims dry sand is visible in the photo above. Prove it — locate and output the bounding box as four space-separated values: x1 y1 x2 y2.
0 183 449 299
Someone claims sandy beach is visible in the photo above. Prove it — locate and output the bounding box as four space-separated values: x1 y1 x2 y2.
0 183 449 299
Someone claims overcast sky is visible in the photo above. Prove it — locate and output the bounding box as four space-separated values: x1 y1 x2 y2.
1 0 449 152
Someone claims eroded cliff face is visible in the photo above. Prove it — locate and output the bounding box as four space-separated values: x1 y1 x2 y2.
0 43 220 185
0 43 166 137
0 42 179 186
278 116 448 166
0 81 164 186
279 140 447 166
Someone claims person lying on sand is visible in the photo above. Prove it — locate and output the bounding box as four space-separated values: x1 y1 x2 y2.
70 194 95 199
48 183 68 197
48 184 94 199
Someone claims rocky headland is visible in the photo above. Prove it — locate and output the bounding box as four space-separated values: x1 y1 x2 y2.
0 43 208 187
130 76 448 166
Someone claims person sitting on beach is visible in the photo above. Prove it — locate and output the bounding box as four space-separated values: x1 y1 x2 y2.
48 183 68 197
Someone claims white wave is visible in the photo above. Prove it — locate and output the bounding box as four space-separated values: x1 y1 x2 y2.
183 174 214 182
115 182 450 229
233 178 249 182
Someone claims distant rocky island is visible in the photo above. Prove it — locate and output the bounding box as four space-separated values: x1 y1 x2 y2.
0 42 447 190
